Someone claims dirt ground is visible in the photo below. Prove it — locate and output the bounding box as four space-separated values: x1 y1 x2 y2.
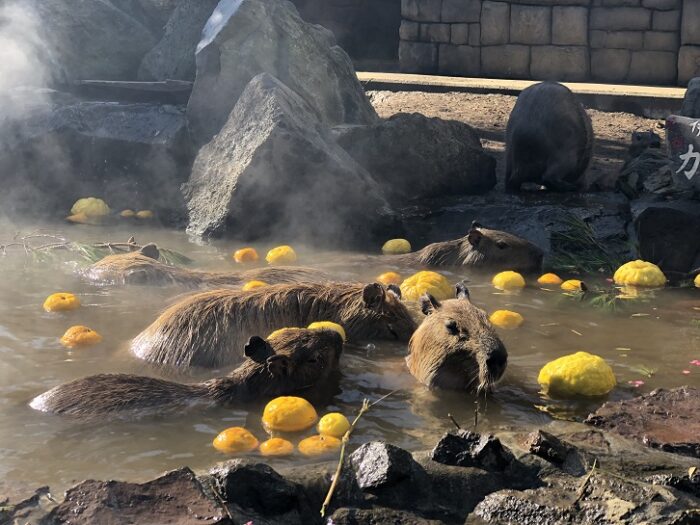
367 90 666 189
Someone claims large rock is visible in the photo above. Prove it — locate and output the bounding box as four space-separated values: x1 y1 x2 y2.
187 0 377 145
183 73 390 245
333 113 496 205
25 0 157 82
138 0 219 81
665 114 700 194
0 95 190 221
680 77 700 117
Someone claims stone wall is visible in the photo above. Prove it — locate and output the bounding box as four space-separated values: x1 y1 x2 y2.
400 0 697 85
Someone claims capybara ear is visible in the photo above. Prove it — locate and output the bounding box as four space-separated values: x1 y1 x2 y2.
266 354 291 377
470 220 482 230
139 243 160 260
419 293 441 316
387 284 402 300
362 283 386 310
467 229 483 247
455 281 471 301
244 336 274 362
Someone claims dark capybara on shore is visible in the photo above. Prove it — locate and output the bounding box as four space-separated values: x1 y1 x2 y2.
505 82 593 192
84 244 327 287
31 328 343 419
406 283 507 392
393 222 543 274
131 281 416 370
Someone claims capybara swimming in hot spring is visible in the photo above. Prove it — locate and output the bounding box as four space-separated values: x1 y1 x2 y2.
131 281 416 370
84 244 327 287
31 328 343 419
505 82 593 192
407 283 507 392
391 222 543 274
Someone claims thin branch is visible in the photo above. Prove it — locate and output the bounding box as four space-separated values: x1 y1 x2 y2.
571 458 597 507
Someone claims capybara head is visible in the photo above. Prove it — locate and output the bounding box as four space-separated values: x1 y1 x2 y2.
84 244 188 286
406 282 507 392
460 222 543 274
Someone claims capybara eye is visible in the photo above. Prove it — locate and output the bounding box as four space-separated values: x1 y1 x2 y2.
445 320 459 335
496 240 509 250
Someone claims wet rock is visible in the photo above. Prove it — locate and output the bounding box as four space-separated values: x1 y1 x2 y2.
585 387 700 459
680 77 700 118
0 98 190 222
431 430 513 472
138 0 220 81
25 0 157 83
330 507 443 525
41 467 225 525
0 486 55 525
349 441 415 490
523 429 589 476
333 113 496 206
183 73 391 245
648 471 700 499
187 0 377 145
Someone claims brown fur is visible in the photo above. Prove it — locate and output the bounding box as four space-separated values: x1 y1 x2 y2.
83 244 327 287
392 223 543 274
30 328 343 419
132 281 416 370
406 283 507 392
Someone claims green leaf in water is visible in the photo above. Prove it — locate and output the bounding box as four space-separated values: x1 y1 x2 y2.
630 365 657 378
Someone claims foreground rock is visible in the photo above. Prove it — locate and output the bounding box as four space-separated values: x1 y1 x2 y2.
333 113 496 205
0 97 190 221
680 77 700 118
585 387 700 459
184 73 390 244
666 115 700 196
187 0 377 144
138 0 220 81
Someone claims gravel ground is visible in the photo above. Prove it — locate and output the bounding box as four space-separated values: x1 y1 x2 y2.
367 90 667 189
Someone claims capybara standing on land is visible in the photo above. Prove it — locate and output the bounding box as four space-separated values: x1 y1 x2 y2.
392 222 543 274
131 282 416 370
84 244 327 287
505 82 593 192
407 283 507 392
31 328 343 419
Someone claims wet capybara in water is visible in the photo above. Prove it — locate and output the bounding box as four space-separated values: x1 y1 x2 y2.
131 281 416 370
406 283 507 392
505 82 593 192
31 328 343 419
393 222 543 274
84 244 327 287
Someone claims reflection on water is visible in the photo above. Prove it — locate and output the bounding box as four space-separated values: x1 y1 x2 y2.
0 219 698 494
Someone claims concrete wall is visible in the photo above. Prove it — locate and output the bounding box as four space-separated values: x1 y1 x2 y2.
400 0 698 85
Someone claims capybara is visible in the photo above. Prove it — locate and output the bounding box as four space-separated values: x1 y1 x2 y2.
131 281 416 370
84 244 326 287
505 82 593 192
406 282 507 392
31 328 343 419
393 222 543 274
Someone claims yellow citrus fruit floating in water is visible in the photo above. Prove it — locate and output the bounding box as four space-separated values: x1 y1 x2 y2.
382 238 411 255
266 245 297 265
233 247 259 264
400 271 452 301
259 437 295 457
298 435 342 457
43 292 81 312
561 279 587 292
60 325 102 348
492 271 526 291
120 209 135 218
267 327 302 341
537 273 563 286
695 273 700 288
242 280 268 291
71 197 110 217
613 260 666 288
317 412 351 438
538 351 616 398
307 321 346 342
65 212 94 224
262 396 318 433
212 427 259 454
489 310 524 330
376 271 402 286
135 210 154 219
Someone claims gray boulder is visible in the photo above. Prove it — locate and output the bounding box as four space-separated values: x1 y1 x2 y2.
187 0 377 144
138 0 220 81
183 73 390 246
25 0 157 82
333 113 496 205
680 77 700 118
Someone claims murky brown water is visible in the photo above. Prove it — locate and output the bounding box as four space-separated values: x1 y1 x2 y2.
1 219 698 495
